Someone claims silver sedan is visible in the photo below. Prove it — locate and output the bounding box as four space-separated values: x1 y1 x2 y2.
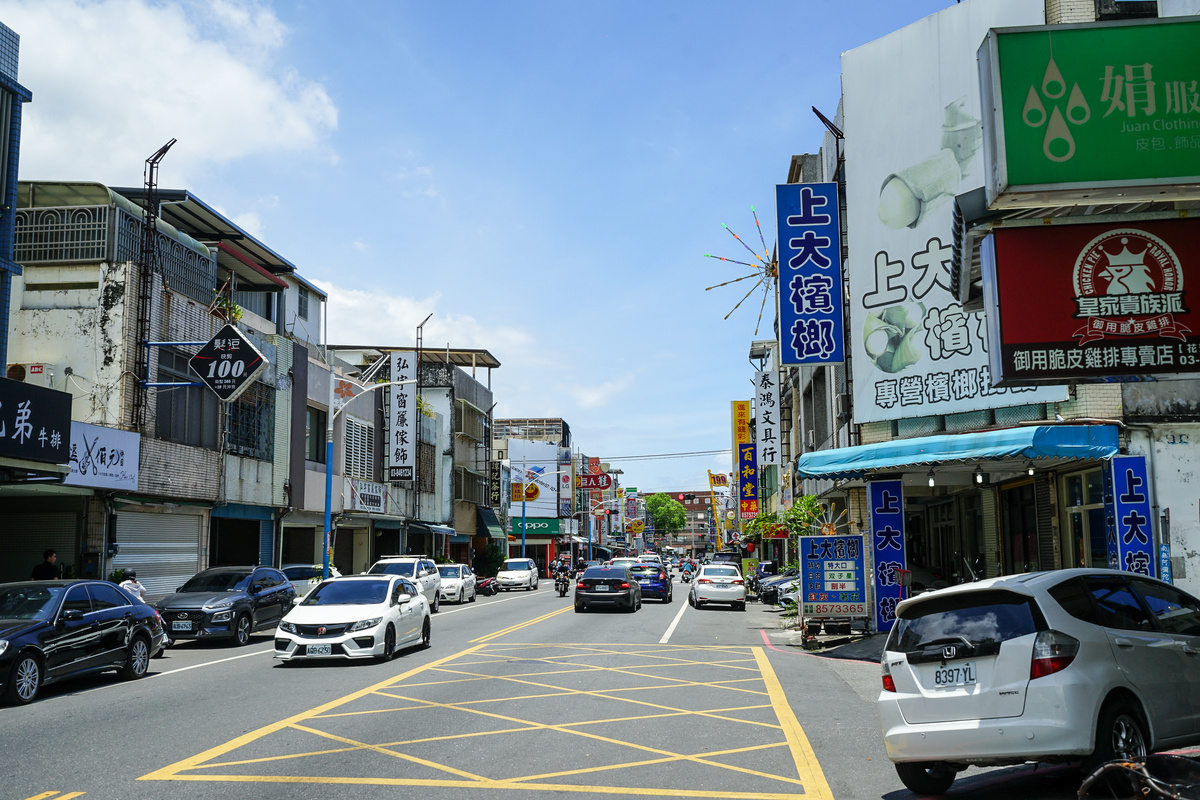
688 565 747 611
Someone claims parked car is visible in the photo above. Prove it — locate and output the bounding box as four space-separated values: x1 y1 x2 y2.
282 563 343 599
155 566 296 646
629 563 673 603
496 558 539 592
366 556 442 612
689 564 746 611
878 568 1200 795
758 569 800 605
575 565 641 613
437 564 476 604
0 580 163 705
275 575 431 663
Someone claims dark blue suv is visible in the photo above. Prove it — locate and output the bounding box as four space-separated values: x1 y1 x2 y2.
629 563 673 603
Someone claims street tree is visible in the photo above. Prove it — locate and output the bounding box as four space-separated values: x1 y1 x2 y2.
644 493 686 537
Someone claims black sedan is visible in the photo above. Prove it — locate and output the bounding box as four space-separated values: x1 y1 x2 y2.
0 580 163 705
575 566 641 613
155 566 296 646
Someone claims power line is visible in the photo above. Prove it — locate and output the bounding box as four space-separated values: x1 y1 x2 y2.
600 449 731 462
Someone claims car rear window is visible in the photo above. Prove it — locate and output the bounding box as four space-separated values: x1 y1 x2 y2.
888 589 1045 657
583 567 626 579
630 565 662 576
704 567 739 578
368 562 415 577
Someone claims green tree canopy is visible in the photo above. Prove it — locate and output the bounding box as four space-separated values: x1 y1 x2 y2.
645 493 686 536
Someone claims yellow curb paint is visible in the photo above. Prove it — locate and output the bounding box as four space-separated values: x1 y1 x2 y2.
754 646 835 800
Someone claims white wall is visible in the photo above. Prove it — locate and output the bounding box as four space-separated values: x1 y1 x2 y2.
1128 424 1200 597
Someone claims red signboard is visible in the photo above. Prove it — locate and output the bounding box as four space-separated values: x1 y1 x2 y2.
576 473 612 490
983 218 1200 384
763 524 789 539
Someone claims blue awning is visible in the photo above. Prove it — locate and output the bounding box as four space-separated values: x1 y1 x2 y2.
796 424 1119 480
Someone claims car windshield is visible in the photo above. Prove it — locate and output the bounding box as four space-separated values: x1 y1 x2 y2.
180 571 253 593
0 585 64 620
501 561 531 572
368 562 415 577
302 580 390 606
438 566 461 578
888 589 1044 654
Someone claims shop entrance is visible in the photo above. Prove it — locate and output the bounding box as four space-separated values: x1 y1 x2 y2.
1001 481 1038 574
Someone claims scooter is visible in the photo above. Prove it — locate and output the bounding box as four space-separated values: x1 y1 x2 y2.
476 577 497 596
681 571 693 584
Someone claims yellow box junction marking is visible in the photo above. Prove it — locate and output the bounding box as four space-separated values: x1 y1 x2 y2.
141 643 834 800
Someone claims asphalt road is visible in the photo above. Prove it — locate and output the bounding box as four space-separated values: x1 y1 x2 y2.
0 579 1120 800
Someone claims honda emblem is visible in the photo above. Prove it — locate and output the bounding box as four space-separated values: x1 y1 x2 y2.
317 626 326 635
942 645 956 660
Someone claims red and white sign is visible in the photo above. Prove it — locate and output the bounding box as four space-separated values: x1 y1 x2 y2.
983 218 1200 384
576 473 612 490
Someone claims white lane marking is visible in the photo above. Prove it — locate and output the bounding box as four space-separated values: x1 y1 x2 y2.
436 589 544 616
659 598 689 644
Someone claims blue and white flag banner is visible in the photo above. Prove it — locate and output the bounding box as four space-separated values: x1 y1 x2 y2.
1110 455 1155 577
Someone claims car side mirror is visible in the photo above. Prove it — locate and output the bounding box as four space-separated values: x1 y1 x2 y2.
61 609 84 624
291 597 302 606
395 593 413 605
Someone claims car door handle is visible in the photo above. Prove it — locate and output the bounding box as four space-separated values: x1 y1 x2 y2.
1114 638 1134 648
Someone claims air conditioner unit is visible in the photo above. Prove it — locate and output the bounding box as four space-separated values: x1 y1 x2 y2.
835 393 851 419
806 430 816 449
13 363 53 388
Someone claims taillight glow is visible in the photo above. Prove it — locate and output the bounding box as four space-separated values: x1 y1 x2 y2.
732 579 744 585
1030 630 1079 680
881 660 896 692
576 583 585 590
697 578 713 584
620 582 631 589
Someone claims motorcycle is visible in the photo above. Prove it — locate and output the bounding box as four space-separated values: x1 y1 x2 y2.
476 577 498 596
554 572 571 597
681 571 693 584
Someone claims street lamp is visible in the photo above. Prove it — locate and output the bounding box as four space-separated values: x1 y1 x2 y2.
323 377 417 580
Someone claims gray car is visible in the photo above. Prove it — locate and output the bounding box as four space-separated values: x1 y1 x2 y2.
155 566 296 646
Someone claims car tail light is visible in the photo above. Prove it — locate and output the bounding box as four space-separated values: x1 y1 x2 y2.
659 572 666 580
620 582 631 589
697 578 712 584
1030 630 1079 679
881 660 896 693
732 579 744 585
576 583 585 590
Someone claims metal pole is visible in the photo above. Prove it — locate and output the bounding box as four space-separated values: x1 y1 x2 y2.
323 374 335 580
520 455 527 559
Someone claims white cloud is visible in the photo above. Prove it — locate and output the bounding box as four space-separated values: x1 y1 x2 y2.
567 375 633 409
230 212 263 237
3 0 337 186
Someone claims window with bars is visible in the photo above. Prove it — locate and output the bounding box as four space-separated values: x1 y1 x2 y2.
455 399 487 441
225 382 274 461
418 441 435 493
305 406 327 463
155 348 219 450
344 417 376 480
298 287 309 320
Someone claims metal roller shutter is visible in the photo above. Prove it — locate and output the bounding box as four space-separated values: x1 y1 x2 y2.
113 511 203 600
0 513 81 583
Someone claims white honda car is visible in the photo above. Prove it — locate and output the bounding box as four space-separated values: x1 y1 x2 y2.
878 568 1200 794
274 575 431 663
496 558 538 591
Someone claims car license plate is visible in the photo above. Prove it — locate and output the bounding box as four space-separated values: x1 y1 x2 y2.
171 621 191 631
595 585 610 592
930 662 977 687
638 580 650 585
306 644 332 656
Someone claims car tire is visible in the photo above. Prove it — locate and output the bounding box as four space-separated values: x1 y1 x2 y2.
895 762 956 795
379 624 397 662
5 652 42 705
421 617 432 649
1086 698 1149 782
457 589 464 604
469 587 476 603
533 578 538 590
736 601 746 611
119 635 151 680
665 591 672 604
575 604 585 613
431 594 440 614
233 614 252 646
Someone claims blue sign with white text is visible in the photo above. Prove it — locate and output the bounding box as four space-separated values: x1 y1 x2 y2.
1110 455 1155 578
776 182 844 366
868 479 906 633
799 535 867 618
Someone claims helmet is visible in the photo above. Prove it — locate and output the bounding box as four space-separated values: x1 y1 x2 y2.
125 569 137 578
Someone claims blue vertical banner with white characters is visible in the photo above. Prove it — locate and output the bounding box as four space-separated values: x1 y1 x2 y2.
776 182 844 367
1110 455 1155 577
868 479 907 633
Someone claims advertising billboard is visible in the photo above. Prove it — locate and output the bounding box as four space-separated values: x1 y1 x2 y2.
776 182 845 366
980 17 1200 209
799 534 867 619
842 0 1065 423
982 218 1200 384
868 479 907 633
385 350 417 481
506 439 560 518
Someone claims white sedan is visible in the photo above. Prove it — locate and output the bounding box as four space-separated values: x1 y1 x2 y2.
688 564 747 611
274 575 430 663
438 564 477 604
497 558 539 591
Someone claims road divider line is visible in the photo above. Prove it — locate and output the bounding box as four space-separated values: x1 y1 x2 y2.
470 606 572 643
658 599 689 644
753 646 835 800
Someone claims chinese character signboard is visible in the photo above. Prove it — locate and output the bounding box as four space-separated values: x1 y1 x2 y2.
739 443 758 519
67 422 139 490
777 182 845 366
842 0 1065 423
980 17 1200 209
982 219 1200 384
189 324 268 403
800 535 867 619
0 377 70 464
1109 455 1155 577
755 370 780 466
868 479 907 633
489 460 502 507
347 478 386 513
386 350 416 481
731 400 750 445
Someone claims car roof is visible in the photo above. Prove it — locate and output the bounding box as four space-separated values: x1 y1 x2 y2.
891 567 1164 614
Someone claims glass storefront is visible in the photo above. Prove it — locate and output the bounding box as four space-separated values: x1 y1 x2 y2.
1062 468 1107 569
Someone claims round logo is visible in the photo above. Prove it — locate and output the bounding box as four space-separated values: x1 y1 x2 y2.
1073 228 1181 300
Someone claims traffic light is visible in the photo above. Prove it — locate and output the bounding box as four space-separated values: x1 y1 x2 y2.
685 493 696 501
677 493 684 501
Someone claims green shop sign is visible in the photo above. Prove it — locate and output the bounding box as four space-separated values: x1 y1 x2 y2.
981 17 1200 206
512 518 560 536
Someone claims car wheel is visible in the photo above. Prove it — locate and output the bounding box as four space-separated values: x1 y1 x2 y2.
120 635 151 680
233 614 252 646
468 587 476 603
1086 698 1149 786
431 594 440 614
575 604 585 613
895 762 955 795
457 589 464 604
688 593 695 607
379 624 397 662
665 591 672 604
5 652 42 705
533 578 538 590
421 617 431 649
736 601 747 611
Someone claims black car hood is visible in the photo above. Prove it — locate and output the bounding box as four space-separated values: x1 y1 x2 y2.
0 618 42 638
157 592 245 609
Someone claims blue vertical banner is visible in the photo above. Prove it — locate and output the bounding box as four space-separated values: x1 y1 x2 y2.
868 479 907 633
1110 455 1155 577
776 182 844 367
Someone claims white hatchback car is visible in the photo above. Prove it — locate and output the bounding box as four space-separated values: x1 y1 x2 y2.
274 575 431 662
437 564 476 604
878 568 1200 794
496 558 538 591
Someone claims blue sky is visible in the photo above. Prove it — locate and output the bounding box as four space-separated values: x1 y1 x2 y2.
3 0 953 494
